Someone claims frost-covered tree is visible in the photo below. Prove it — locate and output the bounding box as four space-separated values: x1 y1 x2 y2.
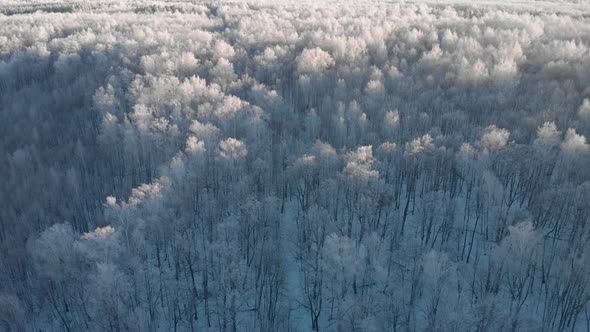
2 0 590 330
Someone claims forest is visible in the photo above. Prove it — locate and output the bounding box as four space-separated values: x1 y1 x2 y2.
1 0 590 331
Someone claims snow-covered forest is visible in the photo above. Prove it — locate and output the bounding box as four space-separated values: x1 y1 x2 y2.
1 0 590 330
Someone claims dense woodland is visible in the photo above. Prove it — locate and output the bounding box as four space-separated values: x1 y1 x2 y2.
2 0 590 331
